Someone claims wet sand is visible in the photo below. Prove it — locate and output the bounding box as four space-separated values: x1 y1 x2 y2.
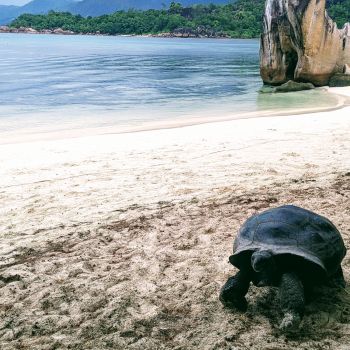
0 88 345 146
0 88 350 349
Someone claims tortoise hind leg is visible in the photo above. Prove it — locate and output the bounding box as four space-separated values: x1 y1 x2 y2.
219 270 250 311
278 272 305 332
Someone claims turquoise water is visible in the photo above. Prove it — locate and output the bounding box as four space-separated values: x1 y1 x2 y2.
0 34 339 136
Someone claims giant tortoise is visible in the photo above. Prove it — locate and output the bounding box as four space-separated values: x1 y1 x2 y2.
220 205 347 331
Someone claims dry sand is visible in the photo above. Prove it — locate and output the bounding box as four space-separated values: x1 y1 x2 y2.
0 88 350 349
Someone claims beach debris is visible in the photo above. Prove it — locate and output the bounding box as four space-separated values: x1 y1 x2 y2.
220 205 347 332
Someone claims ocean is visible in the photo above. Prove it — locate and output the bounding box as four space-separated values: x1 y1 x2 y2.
0 33 340 140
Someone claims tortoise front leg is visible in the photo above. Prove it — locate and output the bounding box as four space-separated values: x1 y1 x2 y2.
329 266 346 288
278 272 305 331
219 270 251 311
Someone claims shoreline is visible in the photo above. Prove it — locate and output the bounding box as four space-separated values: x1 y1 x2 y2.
0 26 232 39
0 86 348 145
101 87 349 135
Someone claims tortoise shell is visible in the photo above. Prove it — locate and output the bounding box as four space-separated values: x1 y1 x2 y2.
230 205 346 276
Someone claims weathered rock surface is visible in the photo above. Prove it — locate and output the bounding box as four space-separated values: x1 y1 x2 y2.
275 80 315 92
259 85 277 94
260 0 350 86
275 80 315 93
259 80 315 93
0 25 75 35
329 73 350 87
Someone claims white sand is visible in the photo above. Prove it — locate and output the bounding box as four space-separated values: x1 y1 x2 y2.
0 88 350 349
1 92 349 235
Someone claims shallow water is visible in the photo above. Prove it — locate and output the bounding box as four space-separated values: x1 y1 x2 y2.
0 34 340 138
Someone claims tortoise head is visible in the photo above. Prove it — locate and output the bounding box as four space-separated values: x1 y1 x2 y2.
251 250 277 286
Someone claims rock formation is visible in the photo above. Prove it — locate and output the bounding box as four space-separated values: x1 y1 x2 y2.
260 0 350 86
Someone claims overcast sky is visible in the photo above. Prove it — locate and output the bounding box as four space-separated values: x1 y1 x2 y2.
0 0 30 5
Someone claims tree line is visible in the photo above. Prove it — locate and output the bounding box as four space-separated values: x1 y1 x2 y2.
10 0 350 39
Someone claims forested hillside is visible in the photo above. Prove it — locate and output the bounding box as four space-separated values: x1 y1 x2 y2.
0 0 230 25
10 0 264 38
9 0 350 39
68 0 230 16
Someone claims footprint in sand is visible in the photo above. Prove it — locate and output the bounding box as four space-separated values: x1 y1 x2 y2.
283 152 301 157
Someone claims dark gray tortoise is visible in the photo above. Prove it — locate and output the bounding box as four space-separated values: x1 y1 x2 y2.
220 205 347 331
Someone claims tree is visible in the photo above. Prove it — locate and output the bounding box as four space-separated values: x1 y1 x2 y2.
169 2 183 15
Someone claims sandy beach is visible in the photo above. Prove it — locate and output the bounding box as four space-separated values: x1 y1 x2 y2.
0 87 350 349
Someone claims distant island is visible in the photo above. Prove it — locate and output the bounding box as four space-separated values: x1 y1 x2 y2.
1 0 349 39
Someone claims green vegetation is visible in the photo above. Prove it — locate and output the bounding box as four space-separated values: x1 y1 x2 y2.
10 0 264 38
10 0 350 39
327 0 350 28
